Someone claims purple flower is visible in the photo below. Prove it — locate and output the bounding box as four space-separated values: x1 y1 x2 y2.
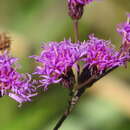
80 35 128 74
68 0 94 5
32 40 81 90
0 51 37 104
32 35 130 89
117 13 130 56
117 13 130 43
68 0 95 20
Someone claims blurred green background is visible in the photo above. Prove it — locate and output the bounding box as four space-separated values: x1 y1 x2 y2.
0 0 130 130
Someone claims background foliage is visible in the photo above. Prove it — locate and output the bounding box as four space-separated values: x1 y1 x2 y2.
0 0 130 130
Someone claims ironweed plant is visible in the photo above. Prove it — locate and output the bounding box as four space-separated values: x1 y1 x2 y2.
0 0 130 130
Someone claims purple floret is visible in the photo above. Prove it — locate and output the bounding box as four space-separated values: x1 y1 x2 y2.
32 40 81 90
0 51 37 104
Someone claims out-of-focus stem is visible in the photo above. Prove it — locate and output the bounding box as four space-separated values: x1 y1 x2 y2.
73 20 79 42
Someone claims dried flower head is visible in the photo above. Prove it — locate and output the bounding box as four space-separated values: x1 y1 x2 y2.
0 51 37 104
0 33 11 52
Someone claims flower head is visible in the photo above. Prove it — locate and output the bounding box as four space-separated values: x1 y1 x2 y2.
0 51 37 104
117 13 130 43
117 13 130 56
0 33 11 51
68 0 95 20
68 0 94 5
81 35 128 74
32 40 81 90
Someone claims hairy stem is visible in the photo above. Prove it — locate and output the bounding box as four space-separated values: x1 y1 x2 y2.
73 20 79 42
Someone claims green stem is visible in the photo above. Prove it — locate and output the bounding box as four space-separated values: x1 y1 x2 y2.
53 90 79 130
73 20 79 42
53 66 118 130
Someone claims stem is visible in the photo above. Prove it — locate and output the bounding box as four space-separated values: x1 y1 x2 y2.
73 20 79 42
78 66 118 90
53 66 118 130
53 90 79 130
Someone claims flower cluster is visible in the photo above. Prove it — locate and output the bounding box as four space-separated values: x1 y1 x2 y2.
0 0 129 108
32 35 129 89
80 35 128 74
68 0 95 20
32 40 81 90
0 51 37 104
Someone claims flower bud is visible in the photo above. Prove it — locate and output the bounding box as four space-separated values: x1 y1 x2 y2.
68 0 95 20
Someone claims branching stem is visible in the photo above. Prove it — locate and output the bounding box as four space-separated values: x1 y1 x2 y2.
53 66 118 130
